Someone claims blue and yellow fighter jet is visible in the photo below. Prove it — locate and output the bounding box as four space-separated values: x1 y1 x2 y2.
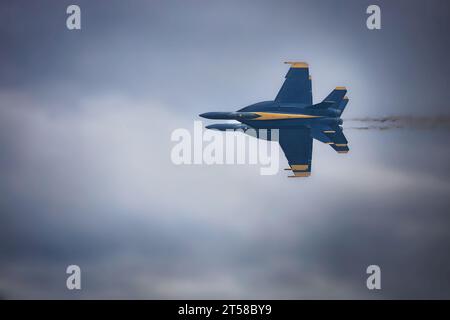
200 62 349 177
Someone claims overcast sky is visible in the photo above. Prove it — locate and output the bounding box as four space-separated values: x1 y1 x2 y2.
1 0 450 299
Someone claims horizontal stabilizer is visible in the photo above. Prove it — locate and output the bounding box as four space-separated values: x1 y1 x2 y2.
323 87 347 104
313 126 350 154
331 144 349 153
311 128 333 144
316 88 349 115
335 96 349 116
325 126 349 153
331 144 350 153
313 101 335 109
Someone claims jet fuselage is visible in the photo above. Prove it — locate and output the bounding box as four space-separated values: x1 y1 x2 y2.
200 100 342 130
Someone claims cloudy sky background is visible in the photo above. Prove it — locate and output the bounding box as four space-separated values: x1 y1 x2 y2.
1 0 450 299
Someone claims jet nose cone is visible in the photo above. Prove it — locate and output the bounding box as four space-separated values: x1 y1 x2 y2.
199 112 209 118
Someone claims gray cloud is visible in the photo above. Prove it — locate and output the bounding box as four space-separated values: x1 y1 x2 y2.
2 94 450 299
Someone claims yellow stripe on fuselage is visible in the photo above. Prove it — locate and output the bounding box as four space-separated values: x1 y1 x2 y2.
252 112 321 120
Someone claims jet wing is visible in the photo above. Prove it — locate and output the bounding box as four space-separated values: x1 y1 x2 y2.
275 62 312 105
279 128 313 177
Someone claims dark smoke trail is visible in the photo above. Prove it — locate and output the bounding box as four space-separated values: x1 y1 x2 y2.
344 115 450 130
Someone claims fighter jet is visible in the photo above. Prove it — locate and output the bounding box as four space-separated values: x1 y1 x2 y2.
199 62 349 177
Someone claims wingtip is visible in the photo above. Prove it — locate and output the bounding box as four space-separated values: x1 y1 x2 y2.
288 172 311 178
290 164 309 171
284 61 309 68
